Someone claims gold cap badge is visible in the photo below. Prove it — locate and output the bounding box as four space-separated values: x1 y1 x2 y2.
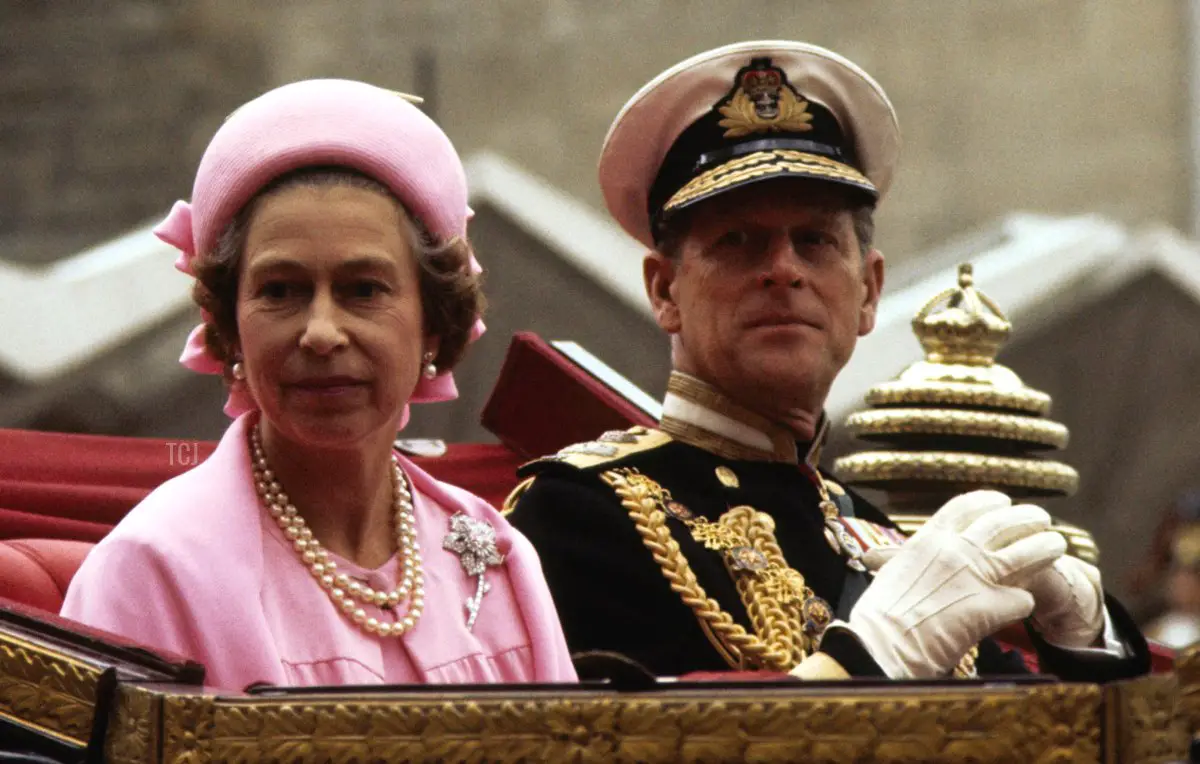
717 60 814 138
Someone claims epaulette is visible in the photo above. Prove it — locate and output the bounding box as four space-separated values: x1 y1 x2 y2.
502 426 672 516
526 426 673 471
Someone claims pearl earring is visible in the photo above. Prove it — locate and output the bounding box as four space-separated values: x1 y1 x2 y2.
422 352 437 380
231 361 246 381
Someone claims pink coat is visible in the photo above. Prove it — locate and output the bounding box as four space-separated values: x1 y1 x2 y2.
60 415 577 690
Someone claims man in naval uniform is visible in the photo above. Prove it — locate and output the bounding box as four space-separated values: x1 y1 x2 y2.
507 41 1150 681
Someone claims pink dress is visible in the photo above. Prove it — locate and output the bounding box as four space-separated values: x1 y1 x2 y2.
60 415 577 691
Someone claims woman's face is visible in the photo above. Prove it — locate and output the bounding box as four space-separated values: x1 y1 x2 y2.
235 183 434 450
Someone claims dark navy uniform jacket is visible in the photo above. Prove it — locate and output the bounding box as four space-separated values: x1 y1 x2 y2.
509 420 1149 681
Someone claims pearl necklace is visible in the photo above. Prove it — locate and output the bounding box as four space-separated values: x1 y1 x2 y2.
249 425 425 638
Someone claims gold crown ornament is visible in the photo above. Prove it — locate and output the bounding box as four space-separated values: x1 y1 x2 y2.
833 264 1096 563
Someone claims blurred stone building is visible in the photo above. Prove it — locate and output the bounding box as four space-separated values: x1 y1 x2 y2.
3 1 1190 267
2 0 1195 431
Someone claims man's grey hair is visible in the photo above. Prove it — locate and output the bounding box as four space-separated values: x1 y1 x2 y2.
851 204 876 256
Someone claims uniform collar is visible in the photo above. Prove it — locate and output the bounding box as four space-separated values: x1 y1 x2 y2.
659 371 828 466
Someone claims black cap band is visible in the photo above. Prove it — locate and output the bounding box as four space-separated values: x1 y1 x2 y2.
646 57 871 242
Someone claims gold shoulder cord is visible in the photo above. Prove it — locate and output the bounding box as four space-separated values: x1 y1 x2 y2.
600 467 979 678
600 467 827 672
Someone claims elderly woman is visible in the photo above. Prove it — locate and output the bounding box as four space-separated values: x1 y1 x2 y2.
60 80 576 690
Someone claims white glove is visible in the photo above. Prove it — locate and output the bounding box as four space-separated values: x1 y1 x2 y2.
1025 555 1105 649
841 490 1067 678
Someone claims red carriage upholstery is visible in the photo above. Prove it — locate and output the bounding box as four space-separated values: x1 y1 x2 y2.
0 539 94 613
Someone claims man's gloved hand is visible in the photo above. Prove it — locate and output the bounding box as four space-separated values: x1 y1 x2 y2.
1024 555 1105 649
836 490 1067 678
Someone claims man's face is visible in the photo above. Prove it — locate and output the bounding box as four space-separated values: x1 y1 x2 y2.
643 179 884 431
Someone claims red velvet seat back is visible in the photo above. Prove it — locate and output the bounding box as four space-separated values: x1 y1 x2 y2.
0 539 94 613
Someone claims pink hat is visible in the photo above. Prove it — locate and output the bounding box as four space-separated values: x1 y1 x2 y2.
154 79 484 425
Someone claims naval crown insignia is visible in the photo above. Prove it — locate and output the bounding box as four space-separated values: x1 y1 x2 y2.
717 58 814 138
